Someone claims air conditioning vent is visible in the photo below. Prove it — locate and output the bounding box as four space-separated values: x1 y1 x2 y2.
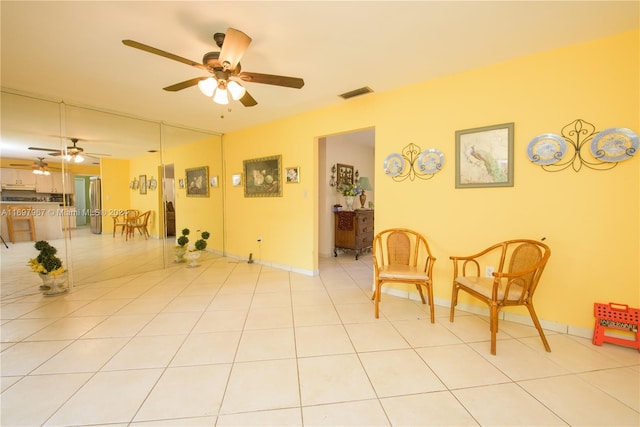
339 86 374 99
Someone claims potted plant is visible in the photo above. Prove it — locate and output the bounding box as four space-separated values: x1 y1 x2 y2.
28 240 68 296
175 228 210 266
184 229 210 267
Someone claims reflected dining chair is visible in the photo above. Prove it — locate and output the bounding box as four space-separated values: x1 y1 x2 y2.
112 209 139 238
111 212 127 237
127 210 150 240
449 239 551 355
372 228 436 322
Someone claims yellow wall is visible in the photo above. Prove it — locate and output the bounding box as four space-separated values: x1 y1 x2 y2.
129 153 162 237
223 30 639 330
98 135 223 249
164 135 224 253
100 158 131 234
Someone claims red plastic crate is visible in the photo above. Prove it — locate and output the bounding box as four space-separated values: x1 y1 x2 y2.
592 302 640 352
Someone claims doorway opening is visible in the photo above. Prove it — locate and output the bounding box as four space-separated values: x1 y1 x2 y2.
319 128 375 259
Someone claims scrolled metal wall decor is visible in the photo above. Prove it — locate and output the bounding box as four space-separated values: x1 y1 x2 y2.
527 119 638 172
383 143 445 182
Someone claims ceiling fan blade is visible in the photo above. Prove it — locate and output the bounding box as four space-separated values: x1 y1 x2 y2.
10 163 29 167
163 77 207 92
218 28 252 71
29 146 62 154
238 72 304 89
86 152 112 157
122 39 208 71
239 90 258 107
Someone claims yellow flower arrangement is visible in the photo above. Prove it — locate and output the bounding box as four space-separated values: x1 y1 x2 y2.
28 241 66 276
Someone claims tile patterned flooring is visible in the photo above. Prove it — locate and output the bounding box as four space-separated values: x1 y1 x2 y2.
1 231 639 426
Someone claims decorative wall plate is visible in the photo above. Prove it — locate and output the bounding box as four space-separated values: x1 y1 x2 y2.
527 133 566 165
383 153 405 177
416 148 444 174
590 127 639 162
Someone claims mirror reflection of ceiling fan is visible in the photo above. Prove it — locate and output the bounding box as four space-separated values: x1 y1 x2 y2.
28 138 112 163
9 157 61 175
122 27 304 108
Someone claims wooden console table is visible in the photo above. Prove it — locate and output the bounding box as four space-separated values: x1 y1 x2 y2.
334 209 374 260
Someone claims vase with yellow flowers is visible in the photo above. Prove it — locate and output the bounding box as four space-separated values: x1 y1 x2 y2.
29 240 68 296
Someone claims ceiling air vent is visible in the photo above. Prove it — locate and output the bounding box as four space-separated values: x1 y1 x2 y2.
339 86 374 100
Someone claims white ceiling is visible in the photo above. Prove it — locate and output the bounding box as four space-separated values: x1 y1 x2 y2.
1 1 638 163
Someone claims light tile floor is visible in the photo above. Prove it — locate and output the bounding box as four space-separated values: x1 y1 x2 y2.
1 232 639 426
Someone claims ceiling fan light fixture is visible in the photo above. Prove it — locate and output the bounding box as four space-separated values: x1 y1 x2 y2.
213 86 229 105
74 154 85 163
227 80 246 101
198 77 216 97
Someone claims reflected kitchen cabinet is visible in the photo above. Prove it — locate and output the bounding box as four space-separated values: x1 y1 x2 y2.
1 168 37 188
36 172 74 194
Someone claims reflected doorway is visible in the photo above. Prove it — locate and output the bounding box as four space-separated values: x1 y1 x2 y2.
163 164 176 237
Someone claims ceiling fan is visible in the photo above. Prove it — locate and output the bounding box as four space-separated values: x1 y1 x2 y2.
122 28 304 107
10 157 61 175
28 138 111 163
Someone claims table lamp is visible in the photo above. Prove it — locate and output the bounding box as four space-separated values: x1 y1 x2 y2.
357 177 372 209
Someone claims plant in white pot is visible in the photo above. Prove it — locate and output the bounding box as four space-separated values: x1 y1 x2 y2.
184 229 210 267
28 240 68 296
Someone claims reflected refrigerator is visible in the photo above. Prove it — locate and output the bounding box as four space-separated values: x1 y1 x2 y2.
89 177 102 234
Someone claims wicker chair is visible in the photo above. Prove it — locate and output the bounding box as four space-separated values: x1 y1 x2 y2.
449 239 551 355
372 228 436 322
127 210 150 240
112 209 139 237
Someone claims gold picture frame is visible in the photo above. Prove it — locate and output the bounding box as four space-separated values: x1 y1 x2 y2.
455 122 514 188
139 175 147 195
285 166 300 183
185 166 210 197
243 155 282 197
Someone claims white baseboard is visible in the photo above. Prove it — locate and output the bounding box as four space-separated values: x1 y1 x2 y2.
222 251 317 276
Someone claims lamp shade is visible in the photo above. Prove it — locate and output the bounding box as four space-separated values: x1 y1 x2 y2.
358 177 372 191
227 80 246 100
213 87 229 105
198 77 216 97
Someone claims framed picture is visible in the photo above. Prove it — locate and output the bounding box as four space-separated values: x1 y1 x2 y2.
139 175 147 195
455 122 514 188
285 166 300 183
210 176 218 188
178 179 185 189
243 155 282 197
336 163 354 189
232 174 242 186
185 166 209 197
